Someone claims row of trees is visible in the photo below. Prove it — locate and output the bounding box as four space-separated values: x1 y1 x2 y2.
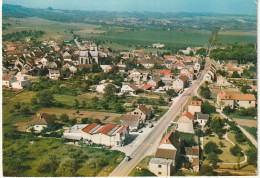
3 30 45 42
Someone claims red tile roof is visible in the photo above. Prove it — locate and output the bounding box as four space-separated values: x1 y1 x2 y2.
141 84 153 90
95 124 117 135
217 91 232 100
179 110 194 121
116 125 128 134
82 123 99 133
188 101 202 106
231 94 256 101
157 70 172 74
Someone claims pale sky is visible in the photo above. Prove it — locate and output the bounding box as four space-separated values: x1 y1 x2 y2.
3 0 257 14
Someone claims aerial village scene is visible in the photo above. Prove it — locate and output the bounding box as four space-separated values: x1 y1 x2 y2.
1 0 258 177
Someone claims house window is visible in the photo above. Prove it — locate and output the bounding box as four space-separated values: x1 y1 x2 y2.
249 101 252 104
158 165 162 168
158 172 162 175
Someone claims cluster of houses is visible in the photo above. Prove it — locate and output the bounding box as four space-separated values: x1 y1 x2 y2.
2 72 30 90
217 91 256 110
3 40 206 96
148 131 200 176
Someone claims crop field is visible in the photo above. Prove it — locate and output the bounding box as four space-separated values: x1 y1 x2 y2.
2 17 104 41
94 29 212 47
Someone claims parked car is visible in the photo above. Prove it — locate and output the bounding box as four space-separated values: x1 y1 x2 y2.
125 156 131 161
138 130 143 133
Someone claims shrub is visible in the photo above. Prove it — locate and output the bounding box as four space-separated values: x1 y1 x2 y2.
204 141 219 155
60 114 69 122
230 145 243 156
235 133 246 143
246 147 257 167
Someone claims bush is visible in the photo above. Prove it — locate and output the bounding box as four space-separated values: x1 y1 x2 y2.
202 101 216 114
246 147 257 167
199 164 215 176
230 145 243 156
204 141 219 155
60 114 69 122
235 133 246 143
223 106 235 115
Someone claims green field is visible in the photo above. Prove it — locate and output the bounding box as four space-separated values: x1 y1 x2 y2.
95 30 212 47
3 17 256 49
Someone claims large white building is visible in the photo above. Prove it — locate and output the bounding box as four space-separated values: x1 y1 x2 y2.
63 123 129 147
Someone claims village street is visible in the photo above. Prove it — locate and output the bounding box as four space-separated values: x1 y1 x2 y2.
109 58 210 177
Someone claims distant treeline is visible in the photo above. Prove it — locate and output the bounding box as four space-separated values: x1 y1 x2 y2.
3 30 45 42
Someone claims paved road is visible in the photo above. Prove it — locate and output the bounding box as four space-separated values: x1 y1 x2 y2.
109 59 210 177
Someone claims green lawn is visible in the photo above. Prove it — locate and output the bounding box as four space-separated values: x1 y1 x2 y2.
203 134 240 164
226 113 255 120
3 136 124 177
241 126 257 139
96 29 211 47
128 155 155 176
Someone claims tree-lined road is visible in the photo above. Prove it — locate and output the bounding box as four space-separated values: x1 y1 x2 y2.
109 59 210 177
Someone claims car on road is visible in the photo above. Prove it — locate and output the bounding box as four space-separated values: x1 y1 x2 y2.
138 130 143 133
125 156 131 161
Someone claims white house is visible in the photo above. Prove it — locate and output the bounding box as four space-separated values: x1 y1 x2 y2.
2 74 16 88
149 131 182 176
176 111 194 134
11 72 30 89
95 83 119 93
28 113 56 132
121 84 139 95
49 70 60 80
187 100 202 115
196 114 209 128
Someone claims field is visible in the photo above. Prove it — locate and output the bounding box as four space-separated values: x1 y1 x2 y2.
36 107 122 123
233 119 257 128
95 29 212 47
2 17 104 41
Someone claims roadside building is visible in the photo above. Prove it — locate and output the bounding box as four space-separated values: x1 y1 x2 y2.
176 111 194 134
131 105 152 121
49 70 60 80
121 114 142 131
149 131 183 176
187 100 202 115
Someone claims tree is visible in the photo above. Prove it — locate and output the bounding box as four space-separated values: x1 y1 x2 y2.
204 141 219 155
114 104 125 113
235 133 246 143
92 63 101 73
31 98 38 105
207 152 219 168
103 83 117 100
199 86 211 99
81 100 87 109
202 101 216 114
166 89 177 97
199 164 214 176
60 114 69 122
191 96 202 101
223 106 234 115
13 102 21 110
230 145 243 156
20 106 30 115
231 71 241 78
219 141 224 147
56 159 77 176
246 147 257 167
69 118 77 126
204 128 212 136
241 85 250 94
74 99 79 109
37 92 54 107
196 48 207 56
210 115 225 134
